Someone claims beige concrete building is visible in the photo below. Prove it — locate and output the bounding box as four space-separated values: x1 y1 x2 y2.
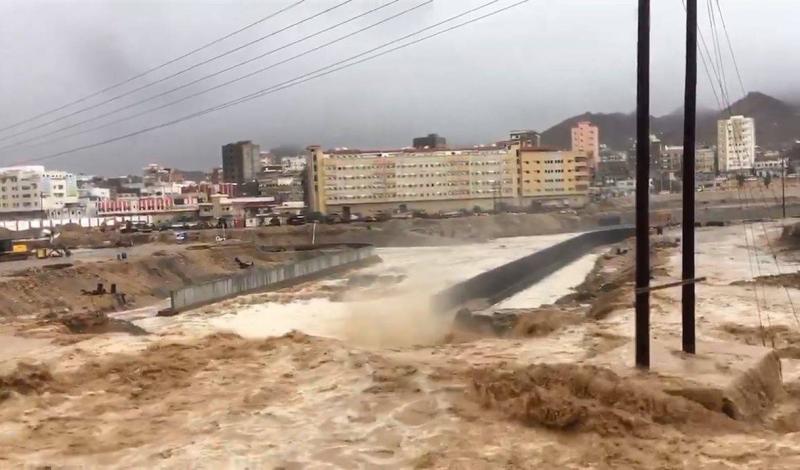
307 144 519 215
518 149 590 197
307 142 590 215
571 121 600 168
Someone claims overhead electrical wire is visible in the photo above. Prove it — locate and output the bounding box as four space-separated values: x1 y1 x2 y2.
0 0 306 134
0 0 355 143
713 0 747 99
703 0 800 334
0 0 410 152
682 0 767 341
15 0 528 165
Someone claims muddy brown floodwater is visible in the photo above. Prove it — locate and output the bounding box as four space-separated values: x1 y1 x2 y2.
2 225 800 468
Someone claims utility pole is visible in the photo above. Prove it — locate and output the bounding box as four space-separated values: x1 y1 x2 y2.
681 0 697 354
782 158 787 218
635 0 651 369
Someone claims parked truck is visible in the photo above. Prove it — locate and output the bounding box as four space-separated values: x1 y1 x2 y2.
0 239 31 262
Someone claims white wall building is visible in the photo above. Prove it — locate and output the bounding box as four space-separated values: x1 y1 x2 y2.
718 115 755 172
281 156 307 172
0 166 79 217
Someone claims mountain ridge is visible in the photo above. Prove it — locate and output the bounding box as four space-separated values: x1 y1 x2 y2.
540 92 799 150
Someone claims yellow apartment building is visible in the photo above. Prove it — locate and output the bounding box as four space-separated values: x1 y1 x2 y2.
307 141 589 215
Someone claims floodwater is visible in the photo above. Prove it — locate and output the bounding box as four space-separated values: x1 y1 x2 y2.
206 233 598 345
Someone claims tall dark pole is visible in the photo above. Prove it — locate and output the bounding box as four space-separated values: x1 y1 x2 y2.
635 0 651 369
782 160 787 218
681 0 697 354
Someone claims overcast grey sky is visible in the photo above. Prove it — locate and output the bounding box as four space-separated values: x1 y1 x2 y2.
0 0 796 175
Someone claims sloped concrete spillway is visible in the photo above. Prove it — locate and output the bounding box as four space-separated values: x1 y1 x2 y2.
433 226 635 312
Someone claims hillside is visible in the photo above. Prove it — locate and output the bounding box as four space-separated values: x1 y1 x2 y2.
541 92 800 150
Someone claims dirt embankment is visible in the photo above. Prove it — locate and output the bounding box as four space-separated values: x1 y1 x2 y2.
22 212 606 250
0 242 298 318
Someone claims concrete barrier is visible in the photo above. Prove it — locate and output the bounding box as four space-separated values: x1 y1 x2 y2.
434 226 634 311
164 246 376 314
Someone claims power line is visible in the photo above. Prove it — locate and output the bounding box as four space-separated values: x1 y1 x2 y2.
685 0 771 340
0 0 306 134
713 0 747 98
1 0 409 152
0 0 355 143
705 0 731 112
17 0 527 165
735 186 768 345
716 0 800 328
681 0 722 111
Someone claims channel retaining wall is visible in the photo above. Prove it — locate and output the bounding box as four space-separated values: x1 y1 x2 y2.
434 226 634 311
166 246 376 314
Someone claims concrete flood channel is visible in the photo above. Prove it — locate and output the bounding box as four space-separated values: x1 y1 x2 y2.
136 228 632 344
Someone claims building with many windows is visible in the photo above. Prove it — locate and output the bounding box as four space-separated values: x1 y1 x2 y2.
718 115 755 172
222 140 262 184
509 130 542 148
571 121 600 168
306 140 590 215
0 166 79 218
518 149 590 197
307 144 519 215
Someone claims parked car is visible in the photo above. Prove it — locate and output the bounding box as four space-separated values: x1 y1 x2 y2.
363 215 378 223
287 215 307 226
325 213 344 224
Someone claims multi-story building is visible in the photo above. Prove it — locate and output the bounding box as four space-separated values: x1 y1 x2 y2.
142 164 181 185
660 146 683 172
518 149 590 197
281 156 307 172
571 121 600 168
307 144 519 215
718 115 755 172
697 146 716 174
509 130 542 148
306 140 590 215
258 162 305 204
754 154 785 177
412 133 447 150
222 140 262 184
0 166 79 218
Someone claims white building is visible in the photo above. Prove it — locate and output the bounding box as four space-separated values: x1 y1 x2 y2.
281 156 307 172
0 166 79 217
718 115 755 172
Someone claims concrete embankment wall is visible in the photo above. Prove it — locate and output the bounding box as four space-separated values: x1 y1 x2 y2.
434 226 634 311
166 246 376 313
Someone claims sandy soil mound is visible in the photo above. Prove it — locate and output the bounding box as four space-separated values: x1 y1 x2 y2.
470 363 741 438
59 311 148 336
0 243 293 317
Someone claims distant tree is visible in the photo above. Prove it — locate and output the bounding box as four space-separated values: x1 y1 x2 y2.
764 174 772 188
736 173 746 188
